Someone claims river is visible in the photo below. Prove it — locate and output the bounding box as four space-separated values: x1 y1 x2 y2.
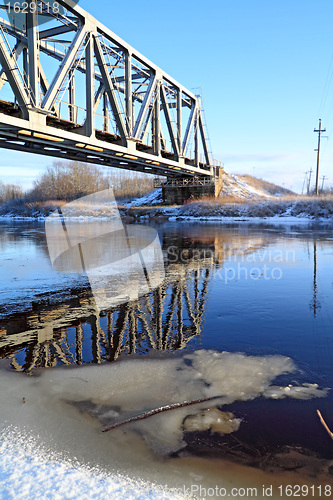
0 219 332 499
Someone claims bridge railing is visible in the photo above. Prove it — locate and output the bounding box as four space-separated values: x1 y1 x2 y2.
154 177 216 188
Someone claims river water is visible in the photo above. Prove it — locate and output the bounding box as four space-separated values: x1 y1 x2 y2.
0 219 333 499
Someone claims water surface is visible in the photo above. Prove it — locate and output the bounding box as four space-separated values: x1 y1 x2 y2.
1 219 333 497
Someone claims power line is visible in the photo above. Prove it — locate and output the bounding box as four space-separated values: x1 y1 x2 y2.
318 52 333 119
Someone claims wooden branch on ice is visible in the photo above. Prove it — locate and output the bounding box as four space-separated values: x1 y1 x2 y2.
317 409 333 440
102 396 222 433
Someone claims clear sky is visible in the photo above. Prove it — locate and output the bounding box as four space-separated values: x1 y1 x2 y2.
1 0 333 192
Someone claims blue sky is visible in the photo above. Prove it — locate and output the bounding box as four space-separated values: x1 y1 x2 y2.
1 0 333 192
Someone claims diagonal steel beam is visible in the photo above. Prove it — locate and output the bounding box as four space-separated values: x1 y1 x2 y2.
182 100 196 154
93 34 127 144
42 25 86 111
0 27 29 117
39 24 76 40
0 41 23 92
160 85 179 157
38 59 60 117
139 101 153 142
133 73 156 140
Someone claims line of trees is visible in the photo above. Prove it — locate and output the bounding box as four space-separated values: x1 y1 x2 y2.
0 180 23 203
0 161 156 204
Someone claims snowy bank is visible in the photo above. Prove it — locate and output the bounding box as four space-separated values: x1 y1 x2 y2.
1 182 333 222
176 197 333 221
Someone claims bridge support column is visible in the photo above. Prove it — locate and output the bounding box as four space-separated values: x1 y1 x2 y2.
162 171 223 205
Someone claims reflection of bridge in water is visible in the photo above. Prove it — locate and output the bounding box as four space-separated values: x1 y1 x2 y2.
0 227 271 372
1 255 212 372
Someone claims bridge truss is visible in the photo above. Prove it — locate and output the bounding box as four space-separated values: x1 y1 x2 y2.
0 0 220 178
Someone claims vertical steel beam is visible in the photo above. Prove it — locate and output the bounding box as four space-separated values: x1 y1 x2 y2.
153 81 160 155
103 91 109 132
125 51 132 136
194 109 199 167
177 88 182 155
103 92 109 132
154 287 163 350
26 12 39 106
68 69 75 122
128 308 137 354
176 284 184 348
75 324 83 365
85 32 94 136
199 113 211 166
89 314 101 364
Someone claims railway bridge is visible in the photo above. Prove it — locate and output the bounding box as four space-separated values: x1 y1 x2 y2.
0 0 223 202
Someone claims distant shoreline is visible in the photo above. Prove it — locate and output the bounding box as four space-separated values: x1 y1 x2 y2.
0 191 333 222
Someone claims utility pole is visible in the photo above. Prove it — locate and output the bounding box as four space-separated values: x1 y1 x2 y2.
314 119 326 195
307 168 313 195
302 171 308 195
321 175 328 193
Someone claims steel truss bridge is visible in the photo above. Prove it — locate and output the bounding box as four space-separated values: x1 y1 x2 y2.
0 0 221 179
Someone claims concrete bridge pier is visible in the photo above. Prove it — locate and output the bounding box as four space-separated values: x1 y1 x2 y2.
160 167 223 205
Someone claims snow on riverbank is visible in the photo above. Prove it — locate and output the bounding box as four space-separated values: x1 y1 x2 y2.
0 429 186 500
176 197 333 220
122 189 163 207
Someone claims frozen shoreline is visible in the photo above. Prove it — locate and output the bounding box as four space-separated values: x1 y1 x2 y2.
1 188 333 223
1 212 332 225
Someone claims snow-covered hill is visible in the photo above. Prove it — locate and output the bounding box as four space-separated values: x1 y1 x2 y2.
220 173 293 199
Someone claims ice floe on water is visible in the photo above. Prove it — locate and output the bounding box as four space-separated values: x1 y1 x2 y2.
1 351 328 454
0 350 329 497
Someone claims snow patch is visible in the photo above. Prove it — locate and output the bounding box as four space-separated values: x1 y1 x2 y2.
123 189 163 207
0 429 185 500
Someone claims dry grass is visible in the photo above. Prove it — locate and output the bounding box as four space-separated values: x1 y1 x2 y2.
0 199 66 217
238 174 294 196
276 193 333 202
186 195 247 205
180 193 333 219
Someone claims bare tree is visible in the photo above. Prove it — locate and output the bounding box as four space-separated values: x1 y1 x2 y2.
0 180 23 203
30 161 155 201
